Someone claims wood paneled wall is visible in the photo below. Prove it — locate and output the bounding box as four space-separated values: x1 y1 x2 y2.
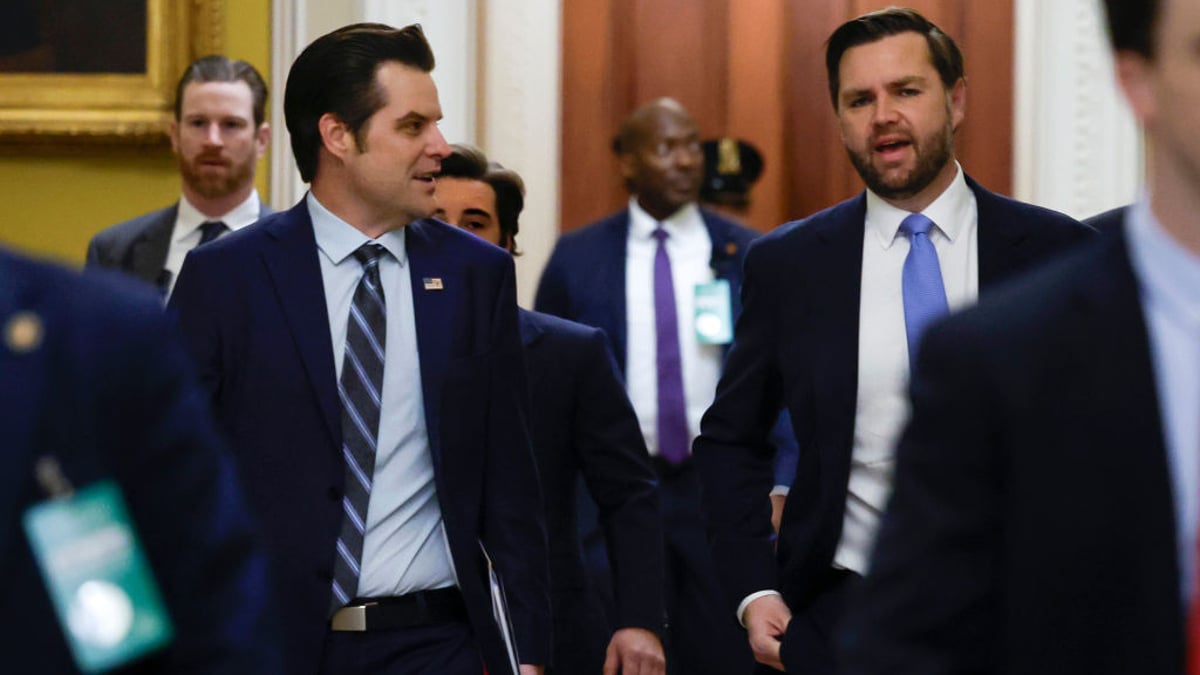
560 0 1014 233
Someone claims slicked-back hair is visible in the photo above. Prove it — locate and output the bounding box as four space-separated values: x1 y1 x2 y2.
284 23 435 183
1102 0 1160 57
175 55 268 126
825 7 964 109
439 143 525 255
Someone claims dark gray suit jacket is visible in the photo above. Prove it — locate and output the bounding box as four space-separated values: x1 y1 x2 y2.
85 200 274 290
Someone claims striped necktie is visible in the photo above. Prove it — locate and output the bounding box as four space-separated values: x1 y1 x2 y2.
330 243 387 611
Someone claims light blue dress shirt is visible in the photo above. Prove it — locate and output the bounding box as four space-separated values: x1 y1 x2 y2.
307 193 456 598
1125 197 1200 605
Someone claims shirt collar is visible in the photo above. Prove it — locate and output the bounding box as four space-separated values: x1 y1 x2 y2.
174 190 262 243
307 192 408 267
865 162 971 249
1126 195 1200 329
628 197 703 240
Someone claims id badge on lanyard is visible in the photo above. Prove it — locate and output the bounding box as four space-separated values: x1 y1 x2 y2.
22 457 174 673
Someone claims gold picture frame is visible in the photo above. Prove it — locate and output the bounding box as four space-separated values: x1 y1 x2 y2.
0 0 223 144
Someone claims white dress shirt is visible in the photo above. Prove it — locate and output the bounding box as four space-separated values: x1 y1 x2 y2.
837 163 979 573
308 193 456 598
164 190 262 298
624 198 725 458
1124 197 1200 606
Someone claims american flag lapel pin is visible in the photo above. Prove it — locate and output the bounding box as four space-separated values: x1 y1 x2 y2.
422 277 444 291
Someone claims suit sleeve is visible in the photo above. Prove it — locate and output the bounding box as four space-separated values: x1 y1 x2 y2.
837 318 1002 675
483 258 552 664
574 328 665 633
102 295 280 672
693 241 787 611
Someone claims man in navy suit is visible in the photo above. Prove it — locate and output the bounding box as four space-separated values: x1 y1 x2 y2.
693 8 1094 673
838 1 1200 673
537 98 779 675
86 55 273 298
0 246 277 673
169 24 548 675
435 143 667 675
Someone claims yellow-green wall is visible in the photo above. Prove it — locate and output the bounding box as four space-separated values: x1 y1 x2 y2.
0 1 272 265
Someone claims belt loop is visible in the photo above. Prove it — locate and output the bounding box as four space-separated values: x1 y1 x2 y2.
415 590 429 622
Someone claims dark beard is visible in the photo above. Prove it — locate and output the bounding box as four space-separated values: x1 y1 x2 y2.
179 154 255 200
848 121 954 202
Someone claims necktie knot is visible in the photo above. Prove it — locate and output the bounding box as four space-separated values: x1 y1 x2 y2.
197 220 228 246
352 243 386 270
652 227 669 244
899 213 935 238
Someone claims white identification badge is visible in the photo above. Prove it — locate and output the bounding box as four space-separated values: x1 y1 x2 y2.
694 279 733 345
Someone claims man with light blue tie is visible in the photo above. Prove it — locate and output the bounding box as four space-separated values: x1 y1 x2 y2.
692 8 1094 674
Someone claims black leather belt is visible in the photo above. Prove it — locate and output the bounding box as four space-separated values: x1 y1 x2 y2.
330 587 467 632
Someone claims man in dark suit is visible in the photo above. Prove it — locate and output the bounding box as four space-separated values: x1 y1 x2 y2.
692 8 1094 674
536 98 783 675
838 1 1200 673
0 246 277 673
168 24 549 675
435 142 667 675
86 55 272 298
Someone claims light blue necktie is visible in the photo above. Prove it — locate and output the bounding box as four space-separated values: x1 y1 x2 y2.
899 213 949 370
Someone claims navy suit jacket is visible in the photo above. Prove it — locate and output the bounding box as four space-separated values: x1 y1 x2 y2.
1084 205 1127 237
534 206 798 482
85 200 275 290
0 248 277 673
168 202 550 674
519 309 664 668
839 216 1181 674
693 177 1095 670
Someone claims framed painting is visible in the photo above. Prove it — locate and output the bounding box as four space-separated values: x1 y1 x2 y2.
0 0 223 144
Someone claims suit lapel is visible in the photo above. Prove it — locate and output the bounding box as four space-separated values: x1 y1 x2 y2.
125 205 177 285
811 197 868 461
972 177 1038 289
1066 230 1178 585
405 221 452 466
0 254 50 563
600 213 631 370
260 203 341 450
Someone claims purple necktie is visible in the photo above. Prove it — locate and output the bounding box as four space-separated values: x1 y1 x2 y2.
652 227 689 464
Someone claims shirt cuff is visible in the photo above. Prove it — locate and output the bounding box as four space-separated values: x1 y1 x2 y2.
770 485 790 497
736 590 782 628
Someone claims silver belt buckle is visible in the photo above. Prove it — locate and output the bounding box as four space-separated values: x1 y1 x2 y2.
330 602 374 631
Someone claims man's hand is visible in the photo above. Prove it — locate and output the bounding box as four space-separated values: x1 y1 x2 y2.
518 665 543 675
770 493 787 534
602 627 666 675
744 594 792 671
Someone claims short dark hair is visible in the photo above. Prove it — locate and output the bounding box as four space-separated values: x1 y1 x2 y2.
825 7 964 109
175 55 268 126
439 143 525 255
1101 0 1160 57
284 23 435 183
